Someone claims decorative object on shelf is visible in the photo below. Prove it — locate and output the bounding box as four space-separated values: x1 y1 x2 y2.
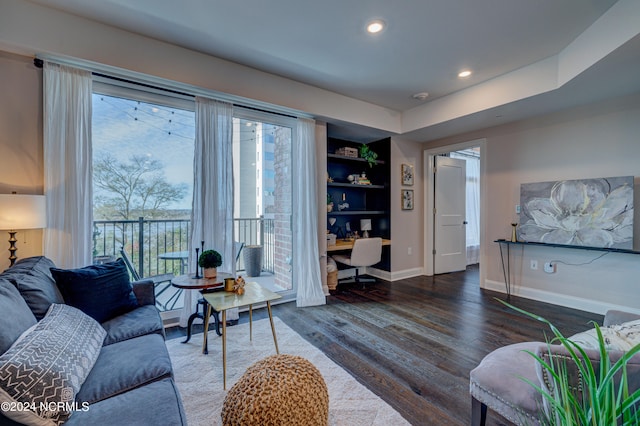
338 193 349 211
346 172 373 185
401 163 414 186
198 249 223 279
360 219 372 238
338 202 350 211
326 171 333 183
344 222 352 240
326 193 333 212
511 223 518 242
359 144 378 168
357 172 371 185
0 193 46 266
335 147 358 158
328 218 339 235
519 176 633 249
402 190 414 210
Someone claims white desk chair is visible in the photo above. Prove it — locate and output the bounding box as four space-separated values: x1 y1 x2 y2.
332 237 382 288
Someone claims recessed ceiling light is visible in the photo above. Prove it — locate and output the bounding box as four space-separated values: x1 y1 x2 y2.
458 70 472 78
412 92 429 101
366 20 385 34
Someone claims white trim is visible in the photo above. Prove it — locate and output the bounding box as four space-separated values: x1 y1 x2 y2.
335 266 423 283
366 266 391 281
365 266 424 282
423 139 487 286
484 279 640 316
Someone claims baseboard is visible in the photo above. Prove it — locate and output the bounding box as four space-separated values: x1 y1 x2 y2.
484 279 640 316
365 266 424 282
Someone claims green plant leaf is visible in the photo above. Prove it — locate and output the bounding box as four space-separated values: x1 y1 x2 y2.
496 298 640 425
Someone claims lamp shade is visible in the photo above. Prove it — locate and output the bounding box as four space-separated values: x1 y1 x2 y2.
0 194 47 230
360 219 372 231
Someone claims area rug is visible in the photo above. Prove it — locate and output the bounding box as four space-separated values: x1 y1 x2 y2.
166 317 410 426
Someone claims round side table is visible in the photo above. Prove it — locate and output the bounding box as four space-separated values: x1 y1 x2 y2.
172 272 233 354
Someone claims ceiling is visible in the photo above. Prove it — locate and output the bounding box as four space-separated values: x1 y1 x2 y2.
25 0 640 141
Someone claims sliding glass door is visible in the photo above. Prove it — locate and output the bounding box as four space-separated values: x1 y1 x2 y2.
232 110 294 295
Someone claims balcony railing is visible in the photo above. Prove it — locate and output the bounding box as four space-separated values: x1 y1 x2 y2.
93 216 275 279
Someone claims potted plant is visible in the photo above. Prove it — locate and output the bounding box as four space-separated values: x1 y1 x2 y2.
502 300 640 425
359 144 378 168
327 193 334 212
198 249 222 279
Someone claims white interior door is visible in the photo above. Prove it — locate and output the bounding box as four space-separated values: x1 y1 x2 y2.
434 156 467 274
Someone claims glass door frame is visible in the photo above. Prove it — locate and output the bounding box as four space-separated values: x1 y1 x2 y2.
232 108 297 303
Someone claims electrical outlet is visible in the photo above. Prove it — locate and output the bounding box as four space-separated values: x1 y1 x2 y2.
544 262 556 273
408 247 412 255
530 260 538 270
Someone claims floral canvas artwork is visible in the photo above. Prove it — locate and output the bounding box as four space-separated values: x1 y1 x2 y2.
519 176 634 249
402 190 414 210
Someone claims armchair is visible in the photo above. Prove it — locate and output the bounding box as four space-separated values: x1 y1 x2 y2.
469 309 640 425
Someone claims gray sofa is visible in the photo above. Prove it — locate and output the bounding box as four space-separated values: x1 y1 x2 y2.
0 256 186 425
470 309 640 426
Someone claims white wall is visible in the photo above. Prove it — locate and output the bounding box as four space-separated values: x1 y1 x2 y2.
0 51 44 270
388 137 424 279
426 93 640 315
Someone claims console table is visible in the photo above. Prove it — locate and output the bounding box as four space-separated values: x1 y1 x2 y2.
495 239 640 298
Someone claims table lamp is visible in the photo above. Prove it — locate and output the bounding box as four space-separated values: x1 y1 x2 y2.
360 219 372 238
0 194 46 266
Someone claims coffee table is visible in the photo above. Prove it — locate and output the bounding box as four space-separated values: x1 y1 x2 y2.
202 281 281 389
171 273 234 353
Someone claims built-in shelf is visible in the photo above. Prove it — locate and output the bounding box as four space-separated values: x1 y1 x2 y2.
326 136 391 271
494 239 640 255
328 182 385 189
327 153 386 165
328 210 386 216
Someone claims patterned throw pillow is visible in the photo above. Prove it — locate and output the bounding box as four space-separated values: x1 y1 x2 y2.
568 319 640 351
0 304 106 425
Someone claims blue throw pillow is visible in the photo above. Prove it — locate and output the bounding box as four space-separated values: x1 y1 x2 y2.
51 258 139 323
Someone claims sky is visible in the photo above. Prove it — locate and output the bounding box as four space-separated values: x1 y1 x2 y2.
92 93 195 210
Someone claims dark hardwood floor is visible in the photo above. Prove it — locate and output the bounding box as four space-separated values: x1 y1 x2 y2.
167 265 603 425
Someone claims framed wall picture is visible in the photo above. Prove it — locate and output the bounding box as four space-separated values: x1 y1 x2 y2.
401 163 414 186
402 189 414 210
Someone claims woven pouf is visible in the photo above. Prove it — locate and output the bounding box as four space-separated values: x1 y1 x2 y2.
221 354 329 426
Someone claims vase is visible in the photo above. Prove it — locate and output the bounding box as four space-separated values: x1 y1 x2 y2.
204 267 217 279
224 278 235 292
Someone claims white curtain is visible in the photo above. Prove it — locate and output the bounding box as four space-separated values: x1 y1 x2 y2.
451 151 480 265
43 62 93 268
294 118 326 307
180 97 236 327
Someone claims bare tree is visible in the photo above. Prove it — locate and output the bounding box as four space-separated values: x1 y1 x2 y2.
93 154 188 220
